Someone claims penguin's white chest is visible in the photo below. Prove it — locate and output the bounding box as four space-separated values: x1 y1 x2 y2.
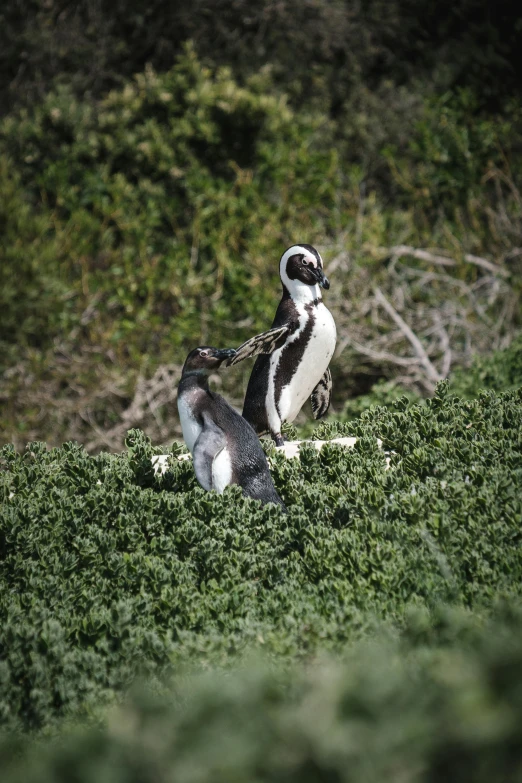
177 394 202 453
212 448 233 493
275 302 336 423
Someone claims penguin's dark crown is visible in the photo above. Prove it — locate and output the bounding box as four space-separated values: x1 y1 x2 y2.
182 346 236 377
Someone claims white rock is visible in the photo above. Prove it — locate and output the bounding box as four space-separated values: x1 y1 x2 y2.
152 437 392 475
151 455 171 476
276 437 359 458
151 452 191 475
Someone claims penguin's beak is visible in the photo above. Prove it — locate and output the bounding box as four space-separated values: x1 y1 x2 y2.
211 348 237 365
312 267 330 289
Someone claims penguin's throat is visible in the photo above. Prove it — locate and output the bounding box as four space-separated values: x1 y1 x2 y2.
180 369 211 388
282 281 322 304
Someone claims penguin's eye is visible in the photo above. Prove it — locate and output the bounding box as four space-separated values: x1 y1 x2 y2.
302 258 309 266
199 350 209 357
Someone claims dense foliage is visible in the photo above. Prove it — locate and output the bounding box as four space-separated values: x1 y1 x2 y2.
1 370 521 735
0 46 337 366
2 1 522 117
1 4 521 450
3 611 522 782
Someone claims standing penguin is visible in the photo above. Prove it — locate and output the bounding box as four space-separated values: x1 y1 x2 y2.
241 244 336 446
177 346 286 509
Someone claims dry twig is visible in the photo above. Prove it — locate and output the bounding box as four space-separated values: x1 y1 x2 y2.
85 363 181 452
388 244 508 277
373 287 443 386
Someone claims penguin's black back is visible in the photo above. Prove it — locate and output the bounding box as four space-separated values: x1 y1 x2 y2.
241 353 271 435
242 295 301 434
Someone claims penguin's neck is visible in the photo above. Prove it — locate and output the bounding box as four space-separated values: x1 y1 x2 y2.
179 371 211 396
282 281 322 306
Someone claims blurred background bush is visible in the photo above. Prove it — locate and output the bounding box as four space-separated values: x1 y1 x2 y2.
0 0 521 450
4 612 522 783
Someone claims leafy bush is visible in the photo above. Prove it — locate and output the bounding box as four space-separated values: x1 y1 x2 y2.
449 335 522 397
0 46 337 366
0 157 70 356
3 607 522 783
386 89 522 215
4 1 522 116
1 381 521 732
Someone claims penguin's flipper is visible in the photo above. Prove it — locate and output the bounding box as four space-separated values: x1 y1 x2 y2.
311 367 332 420
227 326 289 366
193 418 227 491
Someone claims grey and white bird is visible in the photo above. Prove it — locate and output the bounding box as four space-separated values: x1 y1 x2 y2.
177 346 286 509
240 244 336 446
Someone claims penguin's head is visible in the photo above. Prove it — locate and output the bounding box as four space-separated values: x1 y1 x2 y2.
279 244 330 300
182 346 236 376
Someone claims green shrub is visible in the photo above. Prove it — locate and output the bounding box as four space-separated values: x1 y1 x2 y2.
2 607 522 782
0 46 337 365
0 157 69 361
1 382 521 732
4 2 521 117
385 90 522 214
449 335 522 397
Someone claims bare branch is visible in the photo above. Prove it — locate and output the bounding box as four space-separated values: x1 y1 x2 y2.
84 363 181 452
387 244 508 277
346 338 426 367
389 245 456 268
373 287 442 384
464 253 509 277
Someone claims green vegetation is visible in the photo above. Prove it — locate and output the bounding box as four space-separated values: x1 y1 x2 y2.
0 46 338 360
1 3 521 450
1 368 521 734
1 339 522 777
450 335 522 397
1 4 521 777
3 612 522 782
